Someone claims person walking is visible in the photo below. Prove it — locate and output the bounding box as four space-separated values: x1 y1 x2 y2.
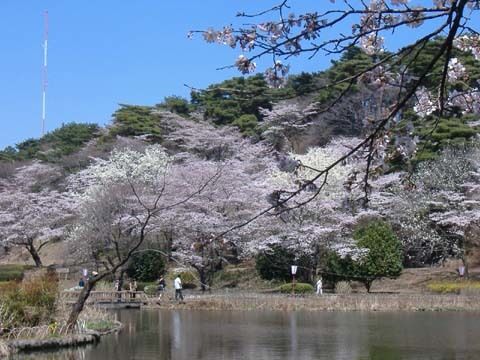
157 276 166 298
316 277 323 296
129 279 138 299
174 275 184 302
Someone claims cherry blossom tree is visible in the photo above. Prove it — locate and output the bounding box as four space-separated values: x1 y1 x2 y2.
65 145 220 328
0 162 74 267
151 118 282 281
193 0 480 211
368 145 480 266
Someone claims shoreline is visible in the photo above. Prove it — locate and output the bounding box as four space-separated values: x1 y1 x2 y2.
3 293 480 357
2 320 123 357
145 293 480 312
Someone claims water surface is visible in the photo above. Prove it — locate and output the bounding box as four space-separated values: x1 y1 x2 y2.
18 309 480 359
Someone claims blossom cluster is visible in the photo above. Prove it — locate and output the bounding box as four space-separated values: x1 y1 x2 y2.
454 34 480 60
77 145 171 187
413 87 437 117
269 138 356 201
412 56 480 118
447 57 468 82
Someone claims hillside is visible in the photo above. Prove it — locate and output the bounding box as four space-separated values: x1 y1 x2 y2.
1 41 480 290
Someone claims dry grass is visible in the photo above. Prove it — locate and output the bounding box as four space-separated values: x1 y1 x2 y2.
78 306 115 326
92 281 116 292
6 322 71 340
0 270 58 328
151 293 480 312
56 292 115 333
427 280 480 294
0 339 9 357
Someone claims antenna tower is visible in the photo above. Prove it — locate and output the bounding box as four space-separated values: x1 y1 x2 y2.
42 11 48 136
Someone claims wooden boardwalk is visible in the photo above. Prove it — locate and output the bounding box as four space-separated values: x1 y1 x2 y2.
62 290 148 307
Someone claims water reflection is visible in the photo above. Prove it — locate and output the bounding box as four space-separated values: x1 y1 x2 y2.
15 310 480 360
172 311 181 350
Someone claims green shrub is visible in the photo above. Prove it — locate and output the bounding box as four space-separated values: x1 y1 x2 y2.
0 123 99 162
256 246 295 282
314 47 374 104
325 220 403 292
175 271 197 289
278 282 314 294
256 246 313 283
354 221 403 290
40 123 99 157
0 264 33 282
157 96 191 115
126 252 165 282
191 74 272 126
232 114 259 136
85 320 116 332
110 104 162 138
143 285 158 296
135 281 155 292
287 72 319 96
405 38 480 91
324 251 357 285
0 270 58 327
411 116 479 163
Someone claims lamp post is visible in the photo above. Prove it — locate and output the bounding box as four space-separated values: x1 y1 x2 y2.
291 265 298 295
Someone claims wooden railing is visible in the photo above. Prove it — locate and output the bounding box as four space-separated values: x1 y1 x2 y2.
62 290 148 305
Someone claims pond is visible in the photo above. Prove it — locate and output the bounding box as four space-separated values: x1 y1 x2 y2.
17 309 480 359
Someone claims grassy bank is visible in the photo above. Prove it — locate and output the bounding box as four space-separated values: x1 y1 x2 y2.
2 318 122 357
0 264 33 282
151 293 480 312
427 280 480 294
0 278 121 358
6 333 99 356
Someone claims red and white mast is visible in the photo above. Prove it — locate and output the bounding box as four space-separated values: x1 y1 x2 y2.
42 11 48 136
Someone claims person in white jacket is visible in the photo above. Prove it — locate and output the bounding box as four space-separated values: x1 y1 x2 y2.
316 277 323 295
174 276 184 301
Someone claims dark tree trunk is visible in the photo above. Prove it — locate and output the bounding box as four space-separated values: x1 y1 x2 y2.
66 203 152 332
118 270 126 291
365 280 373 293
26 244 43 267
66 279 96 331
192 264 208 292
199 269 207 292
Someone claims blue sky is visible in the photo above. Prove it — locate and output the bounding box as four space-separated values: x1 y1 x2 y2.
0 1 473 148
1 0 326 148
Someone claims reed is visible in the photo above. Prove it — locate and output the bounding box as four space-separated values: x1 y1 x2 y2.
151 293 480 312
427 280 480 294
0 340 9 357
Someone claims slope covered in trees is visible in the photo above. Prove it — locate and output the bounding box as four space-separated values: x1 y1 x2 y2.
0 37 479 292
0 123 99 163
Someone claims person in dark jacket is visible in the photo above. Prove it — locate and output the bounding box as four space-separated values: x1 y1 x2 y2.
157 276 166 298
